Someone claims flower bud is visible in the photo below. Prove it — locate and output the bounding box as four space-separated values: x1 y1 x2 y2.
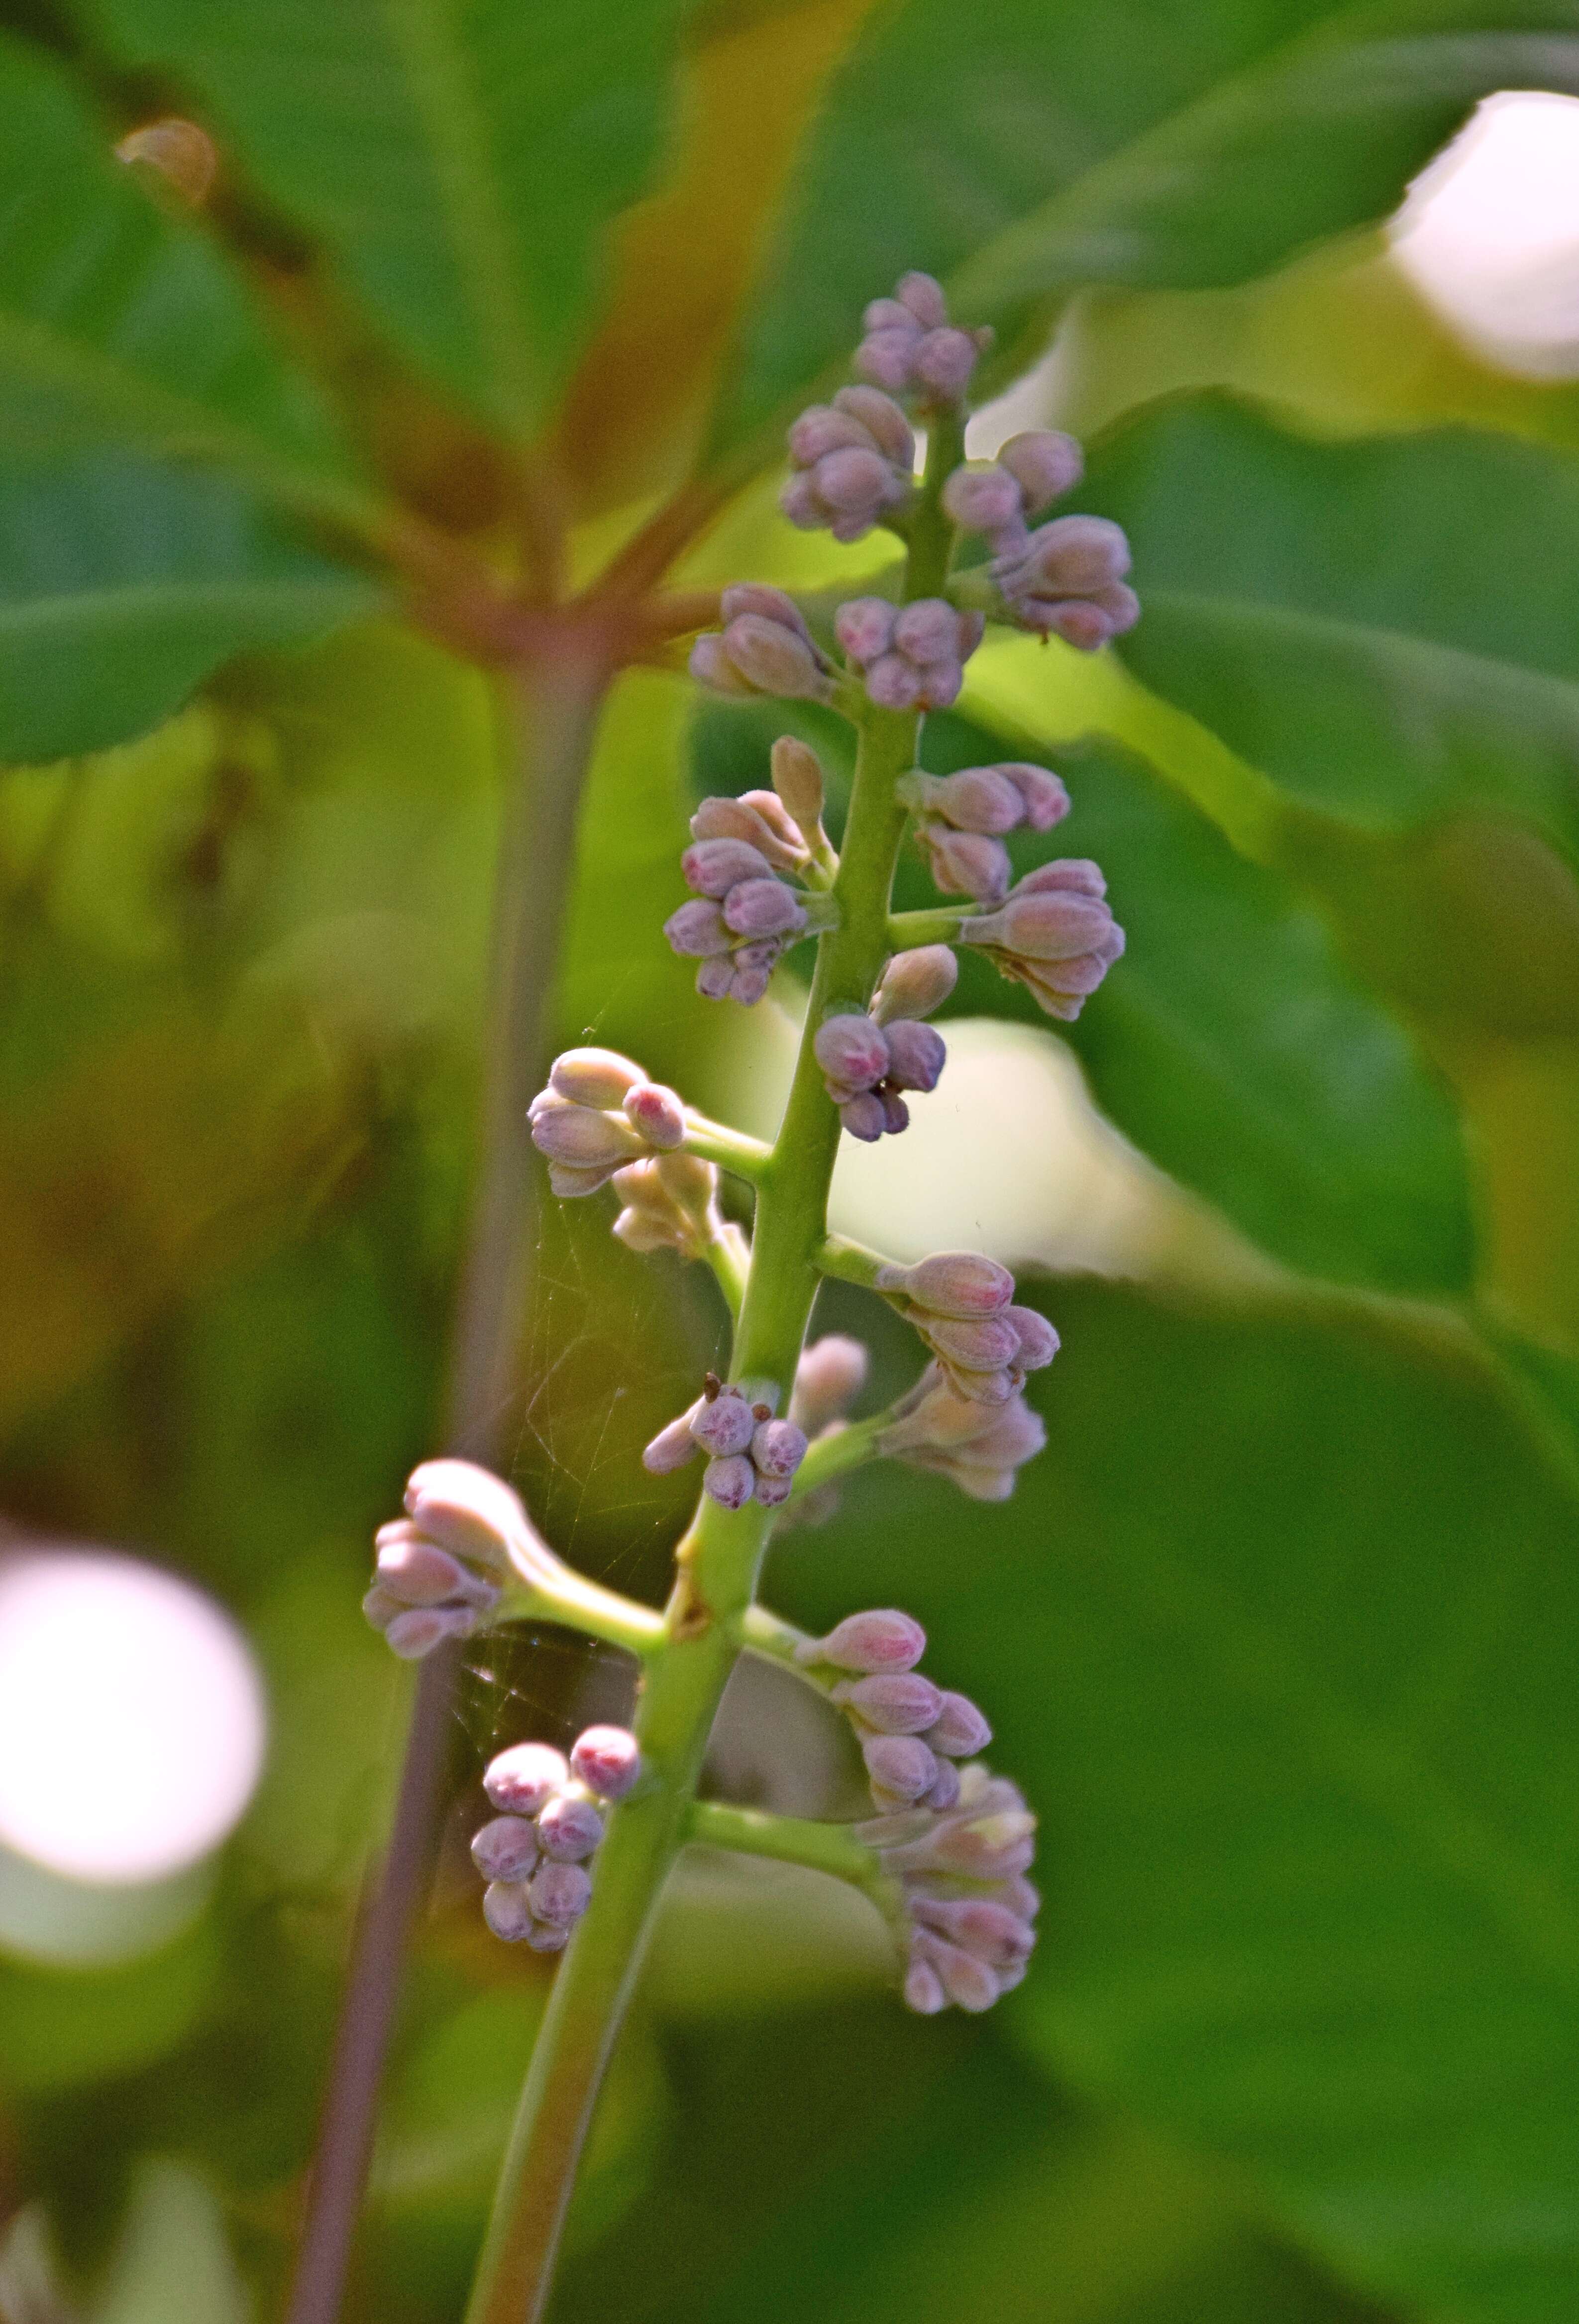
642 1407 701 1475
482 1880 534 1941
1005 1305 1058 1370
998 429 1083 510
912 1930 1003 2012
570 1725 641 1801
997 763 1070 832
663 898 733 957
921 1312 1021 1371
854 328 919 393
1018 514 1130 595
471 1815 540 1882
375 1535 474 1606
529 1105 646 1169
877 1252 1015 1318
690 1387 757 1458
863 652 925 710
722 876 806 940
688 633 754 696
839 1092 888 1143
862 1732 939 1804
681 837 774 896
923 1756 961 1811
751 1417 808 1479
753 1469 794 1507
787 405 869 465
769 736 825 834
946 1462 1017 1499
927 1690 993 1757
872 946 957 1025
969 889 1119 963
484 1742 569 1817
116 116 217 207
722 614 828 701
815 444 893 514
694 956 735 1002
1018 858 1106 898
814 1012 890 1092
896 271 948 327
362 1584 401 1630
703 1452 756 1510
1001 1875 1041 1920
384 1605 474 1658
835 597 897 666
904 1956 947 2015
913 1895 1034 1969
536 1791 604 1862
721 583 814 634
549 1047 645 1107
917 823 1010 903
913 327 979 399
942 465 1024 536
882 1019 946 1093
832 1672 944 1734
901 766 1025 835
529 1859 594 1924
623 1082 685 1150
833 384 914 466
691 792 806 872
791 1335 868 1433
404 1460 526 1570
797 1608 926 1673
727 949 777 1005
914 1808 1036 1879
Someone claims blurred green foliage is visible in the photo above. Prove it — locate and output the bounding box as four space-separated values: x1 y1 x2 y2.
0 0 1576 2320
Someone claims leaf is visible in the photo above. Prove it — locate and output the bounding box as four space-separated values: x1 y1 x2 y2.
93 0 691 439
1074 394 1579 859
0 452 380 762
0 31 375 528
919 714 1472 1294
705 0 1579 455
780 1279 1579 2323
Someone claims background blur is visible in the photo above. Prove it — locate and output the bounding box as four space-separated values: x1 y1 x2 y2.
0 2 1577 2320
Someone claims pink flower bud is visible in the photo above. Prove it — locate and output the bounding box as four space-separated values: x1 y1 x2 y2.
863 651 924 709
878 1252 1014 1318
383 1605 473 1658
375 1535 473 1607
729 952 776 1006
813 1012 890 1091
571 1725 642 1801
913 660 963 712
998 429 1083 510
779 472 824 529
1001 1875 1041 1920
879 1087 911 1135
880 1018 946 1093
723 614 828 700
691 791 806 872
893 598 962 666
791 1335 869 1432
903 766 1024 835
361 1584 400 1630
722 876 806 940
1005 1305 1058 1369
1016 858 1107 898
694 956 735 1002
404 1460 529 1570
863 1732 939 1804
664 897 733 957
690 1387 756 1458
548 1047 645 1107
863 296 916 332
1017 514 1130 595
896 271 948 328
537 1791 604 1862
525 1918 569 1953
904 1956 947 2014
797 1608 926 1673
997 763 1070 831
833 384 914 466
769 735 826 834
529 1105 645 1169
915 1808 1036 1879
471 1815 540 1882
924 1756 961 1811
832 1672 944 1734
835 597 896 665
642 1407 701 1474
947 1396 1045 1467
922 1312 1021 1371
623 1082 685 1150
703 1452 756 1510
482 1881 534 1941
853 329 918 392
927 1690 994 1757
720 583 814 636
484 1742 568 1817
942 1364 1018 1408
753 1469 794 1507
529 1859 593 1923
787 405 869 465
942 466 1024 534
839 1091 888 1143
919 823 1010 903
688 633 755 695
872 945 958 1025
681 837 774 896
814 443 893 515
751 1417 808 1479
912 1897 1033 1972
913 326 979 398
947 1461 1018 1499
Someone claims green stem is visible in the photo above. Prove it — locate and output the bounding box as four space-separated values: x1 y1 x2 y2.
493 1576 665 1660
816 1233 897 1292
465 411 966 2324
681 1116 772 1182
704 1223 751 1322
685 1799 897 1921
788 1412 887 1499
888 904 970 948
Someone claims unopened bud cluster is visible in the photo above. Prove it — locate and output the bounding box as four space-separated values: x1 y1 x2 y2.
643 1374 808 1511
475 1725 641 1952
835 595 983 714
943 433 1139 651
897 760 1069 905
860 1762 1040 2014
610 1150 726 1261
960 860 1125 1022
797 1607 992 1820
667 736 835 1006
689 585 835 707
813 940 956 1142
874 1251 1057 1414
782 387 914 542
853 271 991 405
880 1367 1047 1501
529 1049 690 1198
780 1333 869 1527
363 1460 581 1657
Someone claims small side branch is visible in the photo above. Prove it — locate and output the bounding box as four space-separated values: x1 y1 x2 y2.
685 1799 897 1923
683 1115 772 1183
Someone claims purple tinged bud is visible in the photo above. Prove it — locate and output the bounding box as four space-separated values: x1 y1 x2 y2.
998 429 1083 510
948 1462 1018 1499
864 296 917 333
751 1418 808 1479
722 614 828 701
872 945 958 1025
814 444 894 514
537 1792 604 1863
912 1896 1033 1971
893 598 963 666
787 405 870 465
1017 858 1107 899
529 1859 594 1924
927 1690 994 1757
835 597 897 665
405 1460 528 1571
920 824 1011 904
942 466 1025 534
914 660 963 712
722 876 806 940
978 889 1118 963
769 736 826 833
814 1013 890 1091
729 955 775 1006
924 1757 961 1811
375 1536 472 1606
864 652 924 709
1021 514 1130 594
1002 1875 1042 1920
484 1742 569 1817
482 1881 534 1941
361 1584 400 1630
904 1957 947 2014
664 898 733 957
798 1608 927 1673
940 1366 1018 1409
384 1605 473 1658
879 1087 911 1136
549 1047 644 1107
623 1082 685 1150
896 272 948 327
904 766 1025 835
863 1733 939 1804
791 1336 868 1433
1005 1305 1058 1370
550 1161 617 1198
703 1453 756 1510
854 329 918 392
688 633 754 696
753 1469 794 1507
720 584 813 636
780 472 824 529
998 764 1070 831
690 1389 756 1458
878 1252 1015 1319
913 327 979 398
691 792 806 871
840 1092 887 1142
642 1408 701 1475
471 1815 540 1881
529 1105 645 1169
525 1918 569 1953
833 384 914 466
681 837 774 896
921 1809 1036 1879
695 957 735 1001
571 1725 641 1801
882 1019 947 1093
832 1672 945 1734
922 1312 1021 1370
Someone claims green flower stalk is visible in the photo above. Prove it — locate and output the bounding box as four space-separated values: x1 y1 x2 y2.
361 270 1133 2324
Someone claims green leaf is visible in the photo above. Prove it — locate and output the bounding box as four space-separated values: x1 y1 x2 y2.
1076 394 1579 858
921 715 1472 1294
0 453 380 761
706 0 1579 453
781 1280 1579 2323
92 0 691 438
0 32 375 528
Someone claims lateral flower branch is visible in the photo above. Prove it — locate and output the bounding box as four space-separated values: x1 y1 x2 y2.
360 268 1135 2324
